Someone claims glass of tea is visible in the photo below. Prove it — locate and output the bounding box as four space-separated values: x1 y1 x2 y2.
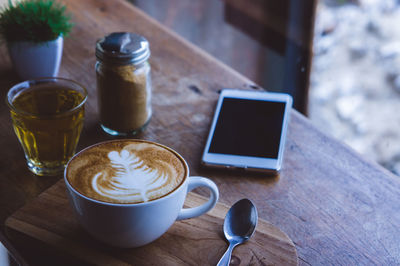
6 78 87 176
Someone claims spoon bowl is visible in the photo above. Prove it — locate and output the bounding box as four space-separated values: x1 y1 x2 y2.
217 198 258 266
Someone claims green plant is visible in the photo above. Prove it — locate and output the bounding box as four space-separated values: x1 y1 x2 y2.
0 0 73 43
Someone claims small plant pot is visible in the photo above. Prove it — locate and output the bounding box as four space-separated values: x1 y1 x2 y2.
7 35 63 80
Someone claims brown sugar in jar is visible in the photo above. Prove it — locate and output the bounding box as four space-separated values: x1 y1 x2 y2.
95 32 152 136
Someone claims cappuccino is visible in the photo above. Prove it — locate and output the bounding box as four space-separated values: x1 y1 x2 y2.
66 140 187 204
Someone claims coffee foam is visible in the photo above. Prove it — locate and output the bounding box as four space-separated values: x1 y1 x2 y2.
66 140 187 204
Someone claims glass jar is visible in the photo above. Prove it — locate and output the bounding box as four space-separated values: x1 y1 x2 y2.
95 32 152 136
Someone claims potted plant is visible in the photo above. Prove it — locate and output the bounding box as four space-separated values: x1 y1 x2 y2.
0 0 72 80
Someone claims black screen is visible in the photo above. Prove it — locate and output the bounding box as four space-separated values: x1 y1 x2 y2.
208 97 286 158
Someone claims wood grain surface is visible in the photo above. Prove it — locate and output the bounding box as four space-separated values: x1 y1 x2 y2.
0 0 399 265
5 180 298 266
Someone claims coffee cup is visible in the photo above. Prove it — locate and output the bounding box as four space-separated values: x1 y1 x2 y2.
64 139 219 248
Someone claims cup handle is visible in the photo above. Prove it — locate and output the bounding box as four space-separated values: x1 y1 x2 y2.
176 176 219 220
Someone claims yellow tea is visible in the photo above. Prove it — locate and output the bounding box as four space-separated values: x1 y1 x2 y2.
8 80 86 176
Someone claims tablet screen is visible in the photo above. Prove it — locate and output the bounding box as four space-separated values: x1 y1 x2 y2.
208 97 286 159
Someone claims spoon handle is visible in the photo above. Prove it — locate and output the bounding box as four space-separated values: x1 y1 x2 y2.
216 242 237 266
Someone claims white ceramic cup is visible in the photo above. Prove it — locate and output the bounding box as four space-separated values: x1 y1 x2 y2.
64 143 219 248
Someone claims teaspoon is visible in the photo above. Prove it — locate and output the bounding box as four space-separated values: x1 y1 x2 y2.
217 198 258 266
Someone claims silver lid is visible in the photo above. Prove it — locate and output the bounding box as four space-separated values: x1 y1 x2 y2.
96 32 150 65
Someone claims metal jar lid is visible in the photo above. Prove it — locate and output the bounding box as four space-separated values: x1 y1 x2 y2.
95 32 150 65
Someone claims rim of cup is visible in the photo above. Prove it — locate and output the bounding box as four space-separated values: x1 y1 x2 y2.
64 139 190 207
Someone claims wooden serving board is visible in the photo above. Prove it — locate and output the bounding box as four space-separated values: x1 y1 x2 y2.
5 180 298 265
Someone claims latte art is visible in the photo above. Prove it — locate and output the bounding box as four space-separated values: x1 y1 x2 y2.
92 150 170 202
66 140 187 204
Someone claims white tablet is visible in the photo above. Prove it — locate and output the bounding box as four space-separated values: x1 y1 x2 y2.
201 89 292 174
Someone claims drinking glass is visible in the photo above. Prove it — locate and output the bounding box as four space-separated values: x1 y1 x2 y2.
6 78 87 176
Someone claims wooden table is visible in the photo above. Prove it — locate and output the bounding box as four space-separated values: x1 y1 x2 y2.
0 0 400 265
